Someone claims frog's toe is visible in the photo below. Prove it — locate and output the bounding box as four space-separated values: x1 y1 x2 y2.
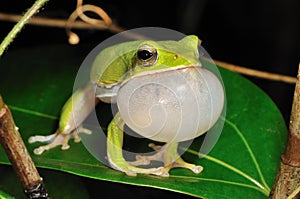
61 143 70 150
192 165 203 174
109 156 170 177
30 132 73 155
173 158 204 174
72 126 92 143
185 164 203 174
125 166 170 177
77 126 93 135
148 143 163 150
153 166 170 177
32 139 61 155
131 143 204 175
124 170 138 177
33 146 47 155
32 140 60 155
28 134 56 144
129 155 151 166
129 144 165 167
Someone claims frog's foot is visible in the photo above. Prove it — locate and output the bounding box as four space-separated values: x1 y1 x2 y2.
108 159 170 177
107 148 170 177
129 143 203 174
28 126 92 155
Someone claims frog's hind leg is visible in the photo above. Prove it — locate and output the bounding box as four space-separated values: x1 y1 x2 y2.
129 142 203 174
107 113 169 177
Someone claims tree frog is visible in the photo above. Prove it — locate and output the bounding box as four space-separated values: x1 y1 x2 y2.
29 35 224 177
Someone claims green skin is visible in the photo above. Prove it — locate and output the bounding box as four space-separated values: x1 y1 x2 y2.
29 35 204 177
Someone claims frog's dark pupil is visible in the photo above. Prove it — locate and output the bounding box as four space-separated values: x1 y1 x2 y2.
138 50 153 61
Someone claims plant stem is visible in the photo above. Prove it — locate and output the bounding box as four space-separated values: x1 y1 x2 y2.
0 0 49 56
0 96 49 198
0 11 297 83
213 59 297 84
269 63 300 199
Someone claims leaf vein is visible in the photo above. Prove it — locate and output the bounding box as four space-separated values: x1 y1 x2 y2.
224 118 270 192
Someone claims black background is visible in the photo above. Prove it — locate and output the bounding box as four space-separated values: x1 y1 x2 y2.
0 0 300 198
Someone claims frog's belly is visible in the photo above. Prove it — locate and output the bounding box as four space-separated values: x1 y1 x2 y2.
116 67 224 142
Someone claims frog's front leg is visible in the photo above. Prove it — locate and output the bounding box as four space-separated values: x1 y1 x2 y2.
107 113 169 177
29 83 98 155
130 143 203 174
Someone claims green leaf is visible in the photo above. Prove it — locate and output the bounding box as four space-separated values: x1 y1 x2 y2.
0 165 89 199
0 189 14 199
0 44 287 198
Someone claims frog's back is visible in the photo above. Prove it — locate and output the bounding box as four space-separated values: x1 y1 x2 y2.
90 40 143 86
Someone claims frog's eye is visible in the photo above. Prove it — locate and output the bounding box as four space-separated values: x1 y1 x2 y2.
137 44 158 66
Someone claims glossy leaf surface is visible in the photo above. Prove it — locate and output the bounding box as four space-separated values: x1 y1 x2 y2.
0 44 287 198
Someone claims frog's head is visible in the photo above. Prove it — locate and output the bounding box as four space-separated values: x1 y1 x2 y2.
132 35 201 73
91 35 201 87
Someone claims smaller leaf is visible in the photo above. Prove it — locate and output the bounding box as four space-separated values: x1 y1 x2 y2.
0 190 14 199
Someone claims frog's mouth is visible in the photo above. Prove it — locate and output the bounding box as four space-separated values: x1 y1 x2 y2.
126 63 202 82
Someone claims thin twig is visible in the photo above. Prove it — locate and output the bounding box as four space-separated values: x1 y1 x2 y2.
213 59 297 84
0 12 126 32
0 0 50 197
0 12 296 84
0 0 49 56
269 63 300 199
0 96 49 198
0 13 108 30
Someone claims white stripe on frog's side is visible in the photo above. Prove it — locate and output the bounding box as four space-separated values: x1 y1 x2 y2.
96 83 120 103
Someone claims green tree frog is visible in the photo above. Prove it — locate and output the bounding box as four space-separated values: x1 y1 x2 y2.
29 35 224 177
